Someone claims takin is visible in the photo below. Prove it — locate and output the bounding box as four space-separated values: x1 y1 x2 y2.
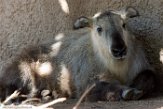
0 7 156 103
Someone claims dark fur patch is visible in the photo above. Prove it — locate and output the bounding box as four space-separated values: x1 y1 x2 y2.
130 70 156 96
86 81 122 101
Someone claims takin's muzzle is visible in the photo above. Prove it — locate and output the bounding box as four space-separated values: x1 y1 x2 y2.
110 32 127 59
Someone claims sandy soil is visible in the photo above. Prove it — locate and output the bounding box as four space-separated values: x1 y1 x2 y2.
53 95 163 109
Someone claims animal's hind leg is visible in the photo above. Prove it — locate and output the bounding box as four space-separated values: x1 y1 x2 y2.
122 69 156 100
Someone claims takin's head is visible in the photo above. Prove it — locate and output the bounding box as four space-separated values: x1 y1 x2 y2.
74 7 139 60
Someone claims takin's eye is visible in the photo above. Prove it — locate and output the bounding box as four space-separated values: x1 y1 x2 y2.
96 26 103 33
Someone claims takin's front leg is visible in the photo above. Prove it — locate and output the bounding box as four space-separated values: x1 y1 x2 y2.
86 81 123 101
120 69 156 100
86 70 156 101
85 74 131 101
86 81 144 101
127 69 156 99
85 81 142 101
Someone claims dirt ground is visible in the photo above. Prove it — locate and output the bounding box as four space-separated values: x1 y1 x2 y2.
1 94 163 109
47 92 163 109
53 96 163 109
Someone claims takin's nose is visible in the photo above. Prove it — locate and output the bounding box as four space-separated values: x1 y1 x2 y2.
111 46 127 59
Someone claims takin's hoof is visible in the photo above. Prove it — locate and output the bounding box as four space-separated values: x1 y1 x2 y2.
122 88 143 100
42 96 52 102
41 90 52 102
41 90 51 97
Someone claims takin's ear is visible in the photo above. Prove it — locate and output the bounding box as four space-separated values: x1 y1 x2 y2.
111 7 139 20
123 7 139 18
73 16 92 29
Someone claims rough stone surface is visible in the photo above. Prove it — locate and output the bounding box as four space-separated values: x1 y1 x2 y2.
0 0 163 96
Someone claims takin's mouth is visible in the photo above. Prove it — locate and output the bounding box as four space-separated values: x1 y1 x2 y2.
111 50 127 60
113 55 127 60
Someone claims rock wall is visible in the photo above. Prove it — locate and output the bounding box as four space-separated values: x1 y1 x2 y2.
0 0 163 89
